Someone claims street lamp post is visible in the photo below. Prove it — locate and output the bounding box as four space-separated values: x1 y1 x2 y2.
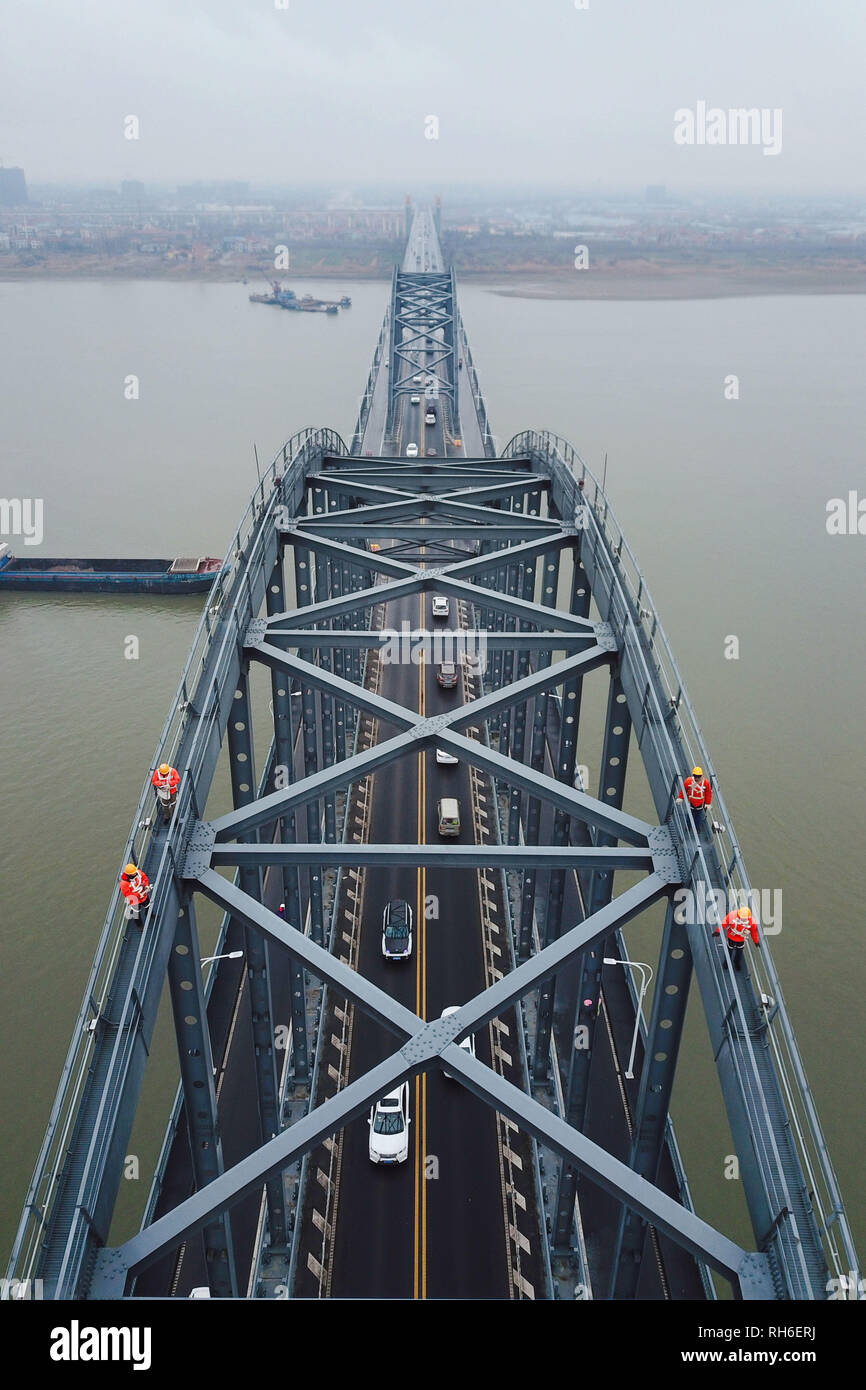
200 950 244 967
603 957 653 1080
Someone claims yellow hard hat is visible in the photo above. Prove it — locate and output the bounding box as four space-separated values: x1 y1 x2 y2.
737 905 751 920
692 766 703 777
124 862 138 877
158 763 170 776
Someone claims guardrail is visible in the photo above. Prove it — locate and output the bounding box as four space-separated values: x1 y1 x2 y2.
456 308 496 458
6 427 349 1292
503 428 859 1294
350 308 390 455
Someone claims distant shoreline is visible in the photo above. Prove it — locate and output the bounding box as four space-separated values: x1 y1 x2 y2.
1 262 865 300
479 269 866 301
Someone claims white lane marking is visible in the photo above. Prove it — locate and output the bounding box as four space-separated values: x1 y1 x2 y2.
512 1269 535 1299
509 1223 531 1255
312 1208 332 1238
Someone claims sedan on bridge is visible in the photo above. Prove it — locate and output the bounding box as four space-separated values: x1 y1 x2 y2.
381 898 413 961
406 442 419 457
368 1083 411 1164
436 662 458 689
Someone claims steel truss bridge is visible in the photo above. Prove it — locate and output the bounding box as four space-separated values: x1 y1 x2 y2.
7 212 858 1302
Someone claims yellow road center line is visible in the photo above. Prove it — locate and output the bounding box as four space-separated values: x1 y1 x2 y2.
413 592 426 1298
419 589 427 1299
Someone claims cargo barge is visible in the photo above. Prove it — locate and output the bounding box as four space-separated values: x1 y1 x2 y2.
249 281 351 313
0 548 224 595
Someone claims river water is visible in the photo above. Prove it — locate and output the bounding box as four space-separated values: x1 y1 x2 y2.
1 278 863 1270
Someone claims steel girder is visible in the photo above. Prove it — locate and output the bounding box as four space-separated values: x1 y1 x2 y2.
3 429 350 1299
160 478 777 1301
225 670 288 1248
264 549 309 1083
90 868 772 1298
608 899 694 1298
208 844 653 871
207 648 653 848
166 896 238 1297
388 269 456 423
551 666 635 1233
260 630 606 651
510 430 854 1298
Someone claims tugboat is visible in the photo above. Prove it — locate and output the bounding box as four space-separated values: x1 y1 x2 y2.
248 280 285 306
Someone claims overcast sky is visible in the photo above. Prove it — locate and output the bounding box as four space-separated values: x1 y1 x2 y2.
2 0 864 193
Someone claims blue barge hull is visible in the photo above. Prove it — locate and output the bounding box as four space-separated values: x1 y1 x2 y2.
0 553 225 595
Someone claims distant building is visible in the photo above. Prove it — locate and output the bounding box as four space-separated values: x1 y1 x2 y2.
177 181 249 205
0 167 28 207
645 184 667 203
121 180 146 202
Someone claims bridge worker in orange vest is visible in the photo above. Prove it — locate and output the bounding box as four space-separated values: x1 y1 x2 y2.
120 863 150 925
151 762 180 823
678 765 712 832
714 904 760 973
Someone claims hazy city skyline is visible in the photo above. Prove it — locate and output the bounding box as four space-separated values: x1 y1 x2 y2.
2 0 864 193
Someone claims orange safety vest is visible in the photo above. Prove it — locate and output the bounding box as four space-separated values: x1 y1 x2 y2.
120 869 150 907
152 766 180 793
716 910 758 947
679 775 712 808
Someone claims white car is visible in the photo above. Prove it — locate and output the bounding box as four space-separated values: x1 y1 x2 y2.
425 411 436 426
405 442 419 457
431 595 449 619
410 394 421 405
381 898 413 961
440 1006 476 1078
413 373 423 385
368 1083 411 1164
435 747 458 766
